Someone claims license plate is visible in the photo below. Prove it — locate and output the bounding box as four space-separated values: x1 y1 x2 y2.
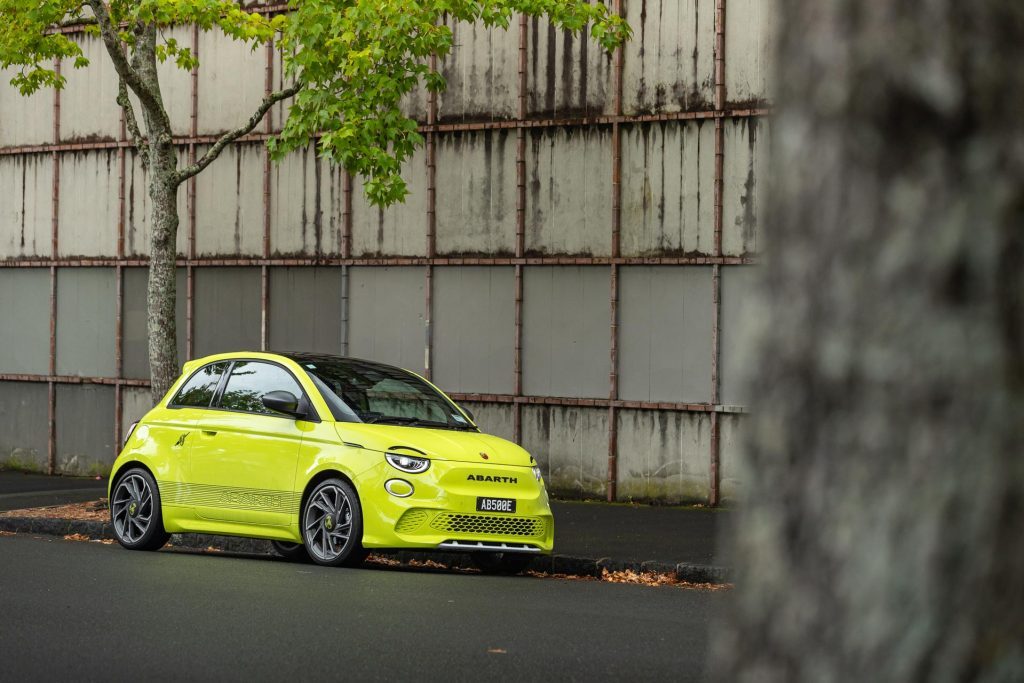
476 497 516 513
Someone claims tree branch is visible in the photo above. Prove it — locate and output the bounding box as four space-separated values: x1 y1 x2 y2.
117 78 149 168
175 83 302 185
86 0 170 132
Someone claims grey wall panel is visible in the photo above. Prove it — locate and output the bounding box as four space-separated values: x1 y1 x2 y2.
526 127 612 256
432 267 514 394
269 267 343 354
121 386 157 434
0 154 53 258
123 268 188 380
58 36 120 142
522 266 610 398
616 409 711 503
725 0 776 106
194 143 265 257
125 148 189 257
619 266 713 403
620 121 715 256
720 265 759 406
0 270 50 374
56 383 115 475
460 401 516 442
522 405 608 498
719 413 745 504
351 147 427 257
347 267 426 373
527 17 614 117
0 381 49 472
58 150 118 257
435 130 517 256
622 0 715 114
196 30 267 136
270 146 344 257
438 19 519 121
56 268 116 377
193 268 262 357
0 66 54 147
722 117 768 257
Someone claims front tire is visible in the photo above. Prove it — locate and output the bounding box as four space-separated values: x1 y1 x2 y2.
110 467 170 551
301 479 366 567
471 553 534 575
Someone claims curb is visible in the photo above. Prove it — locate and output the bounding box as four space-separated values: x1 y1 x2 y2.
0 516 732 584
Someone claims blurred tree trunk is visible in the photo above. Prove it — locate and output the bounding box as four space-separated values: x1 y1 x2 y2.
716 1 1024 681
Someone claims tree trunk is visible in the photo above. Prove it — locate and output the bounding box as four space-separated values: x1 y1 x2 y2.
133 26 181 403
716 1 1024 681
146 139 180 402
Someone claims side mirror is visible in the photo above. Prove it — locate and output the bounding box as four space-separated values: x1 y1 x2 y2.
262 390 304 418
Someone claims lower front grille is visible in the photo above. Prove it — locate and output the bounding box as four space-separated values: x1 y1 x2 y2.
430 512 546 538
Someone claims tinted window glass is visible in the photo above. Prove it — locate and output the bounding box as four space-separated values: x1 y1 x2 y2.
172 362 228 408
298 359 473 431
218 361 303 415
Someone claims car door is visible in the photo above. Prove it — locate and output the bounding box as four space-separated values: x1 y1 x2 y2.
151 361 231 508
188 360 308 527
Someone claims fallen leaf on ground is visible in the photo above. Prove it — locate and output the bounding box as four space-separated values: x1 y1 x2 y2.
487 648 507 654
64 533 91 542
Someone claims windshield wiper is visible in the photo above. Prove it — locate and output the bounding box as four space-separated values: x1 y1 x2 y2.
361 416 475 431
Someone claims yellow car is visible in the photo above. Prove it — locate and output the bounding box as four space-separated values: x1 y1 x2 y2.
109 351 554 573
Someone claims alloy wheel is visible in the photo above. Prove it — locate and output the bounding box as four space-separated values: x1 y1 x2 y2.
112 473 154 545
303 484 353 562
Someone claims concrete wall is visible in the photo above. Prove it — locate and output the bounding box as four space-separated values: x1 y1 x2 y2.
0 7 769 501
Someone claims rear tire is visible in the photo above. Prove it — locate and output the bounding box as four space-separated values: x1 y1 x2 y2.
271 541 310 562
471 553 534 575
110 467 170 551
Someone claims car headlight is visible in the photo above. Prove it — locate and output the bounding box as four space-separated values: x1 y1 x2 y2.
386 452 431 474
532 465 542 481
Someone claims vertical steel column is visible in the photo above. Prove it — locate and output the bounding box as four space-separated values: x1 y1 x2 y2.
186 25 199 361
513 13 528 444
114 101 127 456
424 52 438 380
709 0 728 507
261 41 274 352
606 0 625 502
340 170 352 355
47 58 61 475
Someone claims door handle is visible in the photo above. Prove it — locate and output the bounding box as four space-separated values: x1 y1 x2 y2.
202 430 218 437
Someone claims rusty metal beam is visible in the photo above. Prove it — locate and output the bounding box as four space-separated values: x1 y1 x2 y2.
512 12 528 445
47 57 61 476
606 0 625 502
0 255 757 268
424 51 438 380
186 24 200 362
708 0 729 507
0 109 771 157
260 40 274 352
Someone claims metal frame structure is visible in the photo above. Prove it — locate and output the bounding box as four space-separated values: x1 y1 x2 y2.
1 2 760 504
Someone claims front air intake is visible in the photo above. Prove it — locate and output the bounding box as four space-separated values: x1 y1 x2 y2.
429 512 546 538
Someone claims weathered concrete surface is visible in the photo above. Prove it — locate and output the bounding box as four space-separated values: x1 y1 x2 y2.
0 382 49 471
0 269 51 374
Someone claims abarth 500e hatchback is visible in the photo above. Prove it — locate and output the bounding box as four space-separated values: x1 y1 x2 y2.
109 351 553 573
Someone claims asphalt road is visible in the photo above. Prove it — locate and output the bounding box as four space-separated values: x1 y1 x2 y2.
0 533 725 681
0 471 107 511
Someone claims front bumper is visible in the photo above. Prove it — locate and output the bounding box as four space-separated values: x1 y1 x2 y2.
357 459 555 554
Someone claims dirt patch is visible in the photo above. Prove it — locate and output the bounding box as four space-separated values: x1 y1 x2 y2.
1 499 108 522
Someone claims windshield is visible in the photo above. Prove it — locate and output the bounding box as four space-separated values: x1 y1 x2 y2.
299 359 474 431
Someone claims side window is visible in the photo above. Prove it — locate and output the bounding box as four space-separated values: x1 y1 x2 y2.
171 362 229 408
217 361 303 415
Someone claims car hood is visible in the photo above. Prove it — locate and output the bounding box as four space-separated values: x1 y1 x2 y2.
334 423 534 467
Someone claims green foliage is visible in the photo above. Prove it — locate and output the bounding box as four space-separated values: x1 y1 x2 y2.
272 0 630 206
0 0 629 206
